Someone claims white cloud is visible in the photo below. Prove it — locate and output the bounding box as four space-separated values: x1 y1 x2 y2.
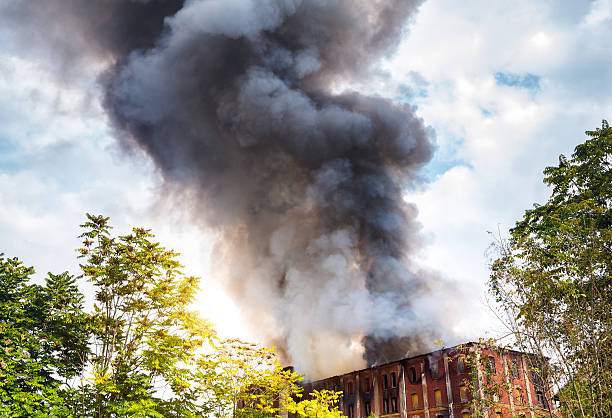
387 0 612 341
582 0 612 27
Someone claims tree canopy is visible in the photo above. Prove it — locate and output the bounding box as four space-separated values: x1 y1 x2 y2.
489 120 611 417
0 215 345 417
0 256 89 416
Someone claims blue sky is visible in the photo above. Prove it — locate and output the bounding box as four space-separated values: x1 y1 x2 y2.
1 0 611 343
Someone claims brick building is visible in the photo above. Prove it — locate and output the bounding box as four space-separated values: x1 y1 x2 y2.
300 342 557 418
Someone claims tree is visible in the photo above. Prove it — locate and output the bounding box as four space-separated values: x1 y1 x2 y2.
196 339 303 417
78 214 345 417
1 215 345 417
489 120 612 417
78 214 216 417
284 389 344 418
0 255 89 417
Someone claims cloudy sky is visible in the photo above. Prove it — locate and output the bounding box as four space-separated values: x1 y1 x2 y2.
1 0 611 346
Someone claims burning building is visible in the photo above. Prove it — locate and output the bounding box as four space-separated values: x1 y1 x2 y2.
298 343 558 418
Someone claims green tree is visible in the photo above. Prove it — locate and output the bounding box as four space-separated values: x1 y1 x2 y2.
0 255 89 417
78 214 215 417
2 215 345 417
489 120 612 417
78 215 343 417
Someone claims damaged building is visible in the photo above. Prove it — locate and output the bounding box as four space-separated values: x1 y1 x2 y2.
298 343 557 418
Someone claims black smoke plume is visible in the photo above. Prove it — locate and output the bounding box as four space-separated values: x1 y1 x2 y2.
2 0 446 378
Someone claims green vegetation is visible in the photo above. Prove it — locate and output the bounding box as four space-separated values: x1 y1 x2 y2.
489 121 612 417
0 215 343 417
0 257 88 416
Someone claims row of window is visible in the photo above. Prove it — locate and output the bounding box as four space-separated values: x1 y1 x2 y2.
487 355 523 379
345 371 398 396
349 356 471 396
347 388 545 417
346 378 471 409
382 372 397 389
344 355 529 398
426 356 467 381
348 388 546 416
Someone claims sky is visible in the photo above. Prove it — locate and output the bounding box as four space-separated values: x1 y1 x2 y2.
1 0 611 348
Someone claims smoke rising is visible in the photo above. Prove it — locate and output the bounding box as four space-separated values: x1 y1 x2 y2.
3 0 449 378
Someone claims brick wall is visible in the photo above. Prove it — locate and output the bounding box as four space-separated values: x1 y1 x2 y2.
300 342 558 418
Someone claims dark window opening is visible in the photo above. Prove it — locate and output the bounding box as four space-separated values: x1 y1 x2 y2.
391 372 397 387
457 357 465 374
391 397 398 413
347 404 354 418
364 401 371 416
431 360 439 379
531 369 544 387
409 366 417 383
488 356 496 374
364 377 370 392
348 382 354 397
383 398 389 414
536 391 548 408
383 374 389 389
511 359 520 379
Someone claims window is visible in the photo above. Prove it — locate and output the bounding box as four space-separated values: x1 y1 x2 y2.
347 382 353 396
391 397 398 413
536 391 548 408
391 372 397 387
531 369 544 387
431 360 439 379
511 359 520 379
434 389 442 405
514 389 523 405
411 393 418 409
383 398 389 414
408 366 417 383
383 374 389 389
457 357 465 374
459 385 468 403
364 401 371 416
348 404 354 418
364 377 370 392
488 356 496 374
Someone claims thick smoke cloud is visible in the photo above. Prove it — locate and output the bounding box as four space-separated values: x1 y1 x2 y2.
2 0 447 378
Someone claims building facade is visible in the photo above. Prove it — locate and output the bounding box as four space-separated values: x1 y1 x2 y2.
300 343 557 418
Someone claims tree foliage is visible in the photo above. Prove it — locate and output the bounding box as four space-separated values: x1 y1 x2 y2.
489 120 612 417
284 389 344 418
1 215 345 417
0 256 89 417
78 214 216 417
196 339 302 417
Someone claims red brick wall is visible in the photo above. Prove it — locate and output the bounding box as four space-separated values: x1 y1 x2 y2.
303 343 557 418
